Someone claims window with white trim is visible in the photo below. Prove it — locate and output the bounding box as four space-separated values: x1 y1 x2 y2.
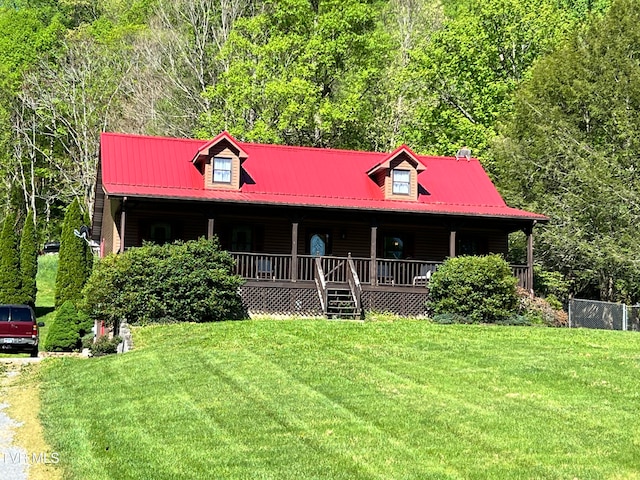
392 169 410 195
213 157 232 183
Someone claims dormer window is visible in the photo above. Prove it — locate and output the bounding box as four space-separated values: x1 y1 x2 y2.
213 157 232 183
392 169 410 195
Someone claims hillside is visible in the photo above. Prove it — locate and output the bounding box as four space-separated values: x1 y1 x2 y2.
38 319 639 479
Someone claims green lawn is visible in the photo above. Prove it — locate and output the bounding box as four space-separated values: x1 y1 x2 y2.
38 319 640 479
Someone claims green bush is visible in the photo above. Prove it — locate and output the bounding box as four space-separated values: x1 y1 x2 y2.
0 212 24 304
55 199 93 308
44 301 82 352
533 265 569 303
427 255 519 323
82 237 245 326
90 335 122 357
20 210 38 307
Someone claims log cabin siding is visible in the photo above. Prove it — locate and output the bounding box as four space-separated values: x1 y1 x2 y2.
384 157 418 201
100 196 119 255
204 145 241 190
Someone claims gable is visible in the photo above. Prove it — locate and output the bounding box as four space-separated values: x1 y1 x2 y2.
367 146 426 202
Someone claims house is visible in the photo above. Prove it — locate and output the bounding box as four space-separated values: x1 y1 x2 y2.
92 131 548 318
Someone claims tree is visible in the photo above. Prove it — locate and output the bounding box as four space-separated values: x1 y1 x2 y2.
402 0 592 155
55 198 91 308
198 0 391 151
489 0 640 302
0 212 23 303
20 209 38 306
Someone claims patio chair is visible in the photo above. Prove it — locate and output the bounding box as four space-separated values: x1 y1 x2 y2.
256 258 273 280
412 266 432 287
377 264 394 285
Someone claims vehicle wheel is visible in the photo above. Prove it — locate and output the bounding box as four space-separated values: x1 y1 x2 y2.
30 348 39 358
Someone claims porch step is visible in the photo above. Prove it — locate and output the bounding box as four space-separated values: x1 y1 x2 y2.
326 288 362 320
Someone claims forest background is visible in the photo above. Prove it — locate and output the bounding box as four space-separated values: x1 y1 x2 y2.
0 0 637 303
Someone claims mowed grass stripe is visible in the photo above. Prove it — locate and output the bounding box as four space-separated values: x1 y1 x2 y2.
39 320 640 479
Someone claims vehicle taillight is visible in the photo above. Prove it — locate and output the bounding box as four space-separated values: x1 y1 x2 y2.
32 323 38 338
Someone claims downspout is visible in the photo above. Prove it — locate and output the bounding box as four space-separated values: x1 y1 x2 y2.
119 197 127 253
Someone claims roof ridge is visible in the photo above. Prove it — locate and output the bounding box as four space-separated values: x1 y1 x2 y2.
102 132 206 144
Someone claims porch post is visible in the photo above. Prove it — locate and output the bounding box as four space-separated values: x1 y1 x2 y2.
449 230 456 258
207 218 215 240
119 197 127 253
370 226 377 285
291 222 299 282
526 222 535 293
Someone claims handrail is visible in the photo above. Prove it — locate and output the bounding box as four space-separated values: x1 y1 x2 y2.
229 252 530 290
314 257 328 313
346 255 362 313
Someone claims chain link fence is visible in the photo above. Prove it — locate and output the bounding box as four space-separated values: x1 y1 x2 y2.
569 298 640 331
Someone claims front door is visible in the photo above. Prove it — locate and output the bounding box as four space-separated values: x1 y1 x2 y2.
310 233 328 256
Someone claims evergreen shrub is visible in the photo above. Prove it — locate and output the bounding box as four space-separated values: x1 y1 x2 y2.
0 212 24 304
44 301 82 352
82 237 245 326
427 254 518 323
55 199 92 308
20 210 38 307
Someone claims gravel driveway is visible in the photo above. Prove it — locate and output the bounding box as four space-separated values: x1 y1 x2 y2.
0 359 41 480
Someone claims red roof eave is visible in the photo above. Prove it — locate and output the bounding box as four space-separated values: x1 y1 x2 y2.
103 184 548 222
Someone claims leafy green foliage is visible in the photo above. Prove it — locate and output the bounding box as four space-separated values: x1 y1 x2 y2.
428 254 518 323
0 212 23 303
20 210 38 306
82 237 245 326
55 198 92 308
44 300 82 352
199 0 391 150
490 0 640 302
89 335 122 357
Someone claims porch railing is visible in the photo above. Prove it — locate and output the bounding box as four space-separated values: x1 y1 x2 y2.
230 252 531 290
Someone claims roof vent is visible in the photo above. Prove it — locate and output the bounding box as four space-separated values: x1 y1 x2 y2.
456 146 471 161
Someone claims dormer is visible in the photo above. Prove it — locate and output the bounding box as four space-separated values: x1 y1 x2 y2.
192 131 248 190
366 145 426 201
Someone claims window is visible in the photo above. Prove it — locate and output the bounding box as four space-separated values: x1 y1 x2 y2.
11 307 33 322
383 236 404 259
457 236 489 256
213 157 232 183
392 169 410 195
150 222 172 245
232 226 253 252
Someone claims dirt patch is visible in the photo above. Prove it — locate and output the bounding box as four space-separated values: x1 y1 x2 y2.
2 363 62 480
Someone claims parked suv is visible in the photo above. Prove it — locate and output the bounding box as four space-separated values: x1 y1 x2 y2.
0 305 43 357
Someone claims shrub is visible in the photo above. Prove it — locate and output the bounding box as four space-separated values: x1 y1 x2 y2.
0 212 23 304
55 199 93 308
45 301 82 352
82 237 245 326
427 255 518 323
516 287 568 327
533 266 569 304
431 312 473 324
90 335 122 357
20 210 38 307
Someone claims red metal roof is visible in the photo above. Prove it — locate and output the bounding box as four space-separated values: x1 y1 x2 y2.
99 132 547 221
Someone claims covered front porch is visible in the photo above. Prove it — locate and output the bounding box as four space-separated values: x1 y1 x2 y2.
231 251 531 318
113 200 538 317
